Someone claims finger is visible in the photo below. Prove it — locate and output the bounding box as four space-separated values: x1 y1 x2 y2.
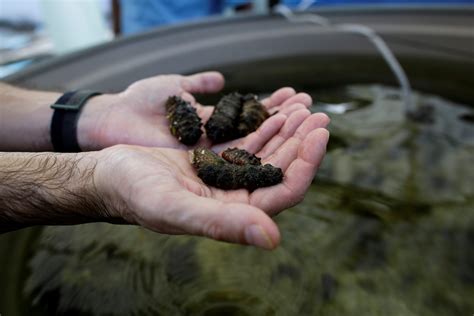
213 113 287 154
181 71 225 94
279 92 312 108
261 87 296 109
161 192 281 249
181 92 211 123
257 109 311 159
273 102 307 116
181 91 196 104
252 128 330 215
264 113 330 171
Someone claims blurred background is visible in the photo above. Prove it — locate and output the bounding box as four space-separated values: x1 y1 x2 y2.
1 0 473 78
1 1 473 316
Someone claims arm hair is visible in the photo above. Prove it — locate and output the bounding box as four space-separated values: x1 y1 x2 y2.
0 152 119 233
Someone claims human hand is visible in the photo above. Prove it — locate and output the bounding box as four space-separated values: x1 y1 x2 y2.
77 71 312 151
92 110 330 249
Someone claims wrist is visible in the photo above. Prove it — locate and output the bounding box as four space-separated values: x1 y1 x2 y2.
76 93 119 151
91 145 137 224
71 151 126 223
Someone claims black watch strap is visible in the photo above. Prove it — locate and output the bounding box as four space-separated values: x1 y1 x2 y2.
50 90 102 152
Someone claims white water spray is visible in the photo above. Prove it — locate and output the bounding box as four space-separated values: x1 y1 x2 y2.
275 4 414 113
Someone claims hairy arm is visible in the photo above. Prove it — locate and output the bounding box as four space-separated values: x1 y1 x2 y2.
0 106 329 248
0 151 119 233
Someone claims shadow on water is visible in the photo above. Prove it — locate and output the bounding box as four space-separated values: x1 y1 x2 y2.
1 84 473 316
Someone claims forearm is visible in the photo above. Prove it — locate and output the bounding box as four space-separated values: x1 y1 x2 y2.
0 82 120 152
0 151 117 233
0 82 60 151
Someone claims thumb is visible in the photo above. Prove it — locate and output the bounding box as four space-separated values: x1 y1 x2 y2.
162 192 280 249
181 71 225 94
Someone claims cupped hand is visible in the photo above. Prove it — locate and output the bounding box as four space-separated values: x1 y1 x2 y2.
77 71 312 151
93 110 330 250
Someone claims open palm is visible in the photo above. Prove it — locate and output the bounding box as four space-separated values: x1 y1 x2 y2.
96 110 330 249
78 72 313 151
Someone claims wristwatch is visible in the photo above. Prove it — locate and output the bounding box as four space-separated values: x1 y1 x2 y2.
50 90 102 152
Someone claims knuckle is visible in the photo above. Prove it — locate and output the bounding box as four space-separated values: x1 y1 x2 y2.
203 220 225 241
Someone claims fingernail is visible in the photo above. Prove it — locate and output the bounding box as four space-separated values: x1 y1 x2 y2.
245 225 274 250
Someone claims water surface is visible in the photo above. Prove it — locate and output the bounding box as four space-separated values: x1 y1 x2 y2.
1 85 473 316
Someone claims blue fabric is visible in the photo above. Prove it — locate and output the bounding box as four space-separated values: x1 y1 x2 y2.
120 0 248 34
120 0 474 34
284 0 474 3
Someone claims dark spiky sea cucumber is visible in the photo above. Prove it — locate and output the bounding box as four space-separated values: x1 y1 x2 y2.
238 94 270 136
165 96 203 145
221 147 261 166
204 92 243 144
191 147 283 191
